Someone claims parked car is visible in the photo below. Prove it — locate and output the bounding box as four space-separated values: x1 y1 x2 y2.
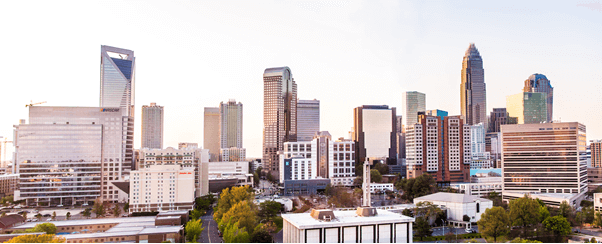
43 214 51 217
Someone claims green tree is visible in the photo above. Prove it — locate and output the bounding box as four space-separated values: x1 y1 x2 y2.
543 216 571 242
414 217 432 240
5 234 65 243
213 186 254 222
258 200 281 222
22 212 27 220
255 166 263 179
370 169 382 183
373 162 389 175
92 200 105 218
51 211 56 221
223 221 250 243
1 212 6 217
477 206 511 242
509 195 540 237
185 219 204 242
113 205 121 217
35 213 42 221
414 201 442 225
32 223 57 234
510 237 542 243
190 209 203 221
253 172 260 186
123 202 129 213
396 173 436 201
250 229 273 243
402 208 413 217
82 208 91 219
538 205 550 222
594 212 602 228
558 201 574 223
220 200 256 234
575 211 585 232
65 212 71 220
583 207 595 224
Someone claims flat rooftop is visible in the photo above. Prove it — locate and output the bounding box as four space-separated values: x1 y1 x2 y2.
414 192 492 203
282 209 414 229
13 216 156 229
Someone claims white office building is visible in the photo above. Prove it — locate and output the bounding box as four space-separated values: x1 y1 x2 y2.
208 161 253 187
470 123 492 169
219 147 246 162
414 192 492 226
129 164 195 213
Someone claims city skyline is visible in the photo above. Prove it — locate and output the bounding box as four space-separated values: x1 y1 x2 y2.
1 1 601 158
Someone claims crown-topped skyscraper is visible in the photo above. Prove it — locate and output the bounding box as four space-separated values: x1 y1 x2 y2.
460 43 487 126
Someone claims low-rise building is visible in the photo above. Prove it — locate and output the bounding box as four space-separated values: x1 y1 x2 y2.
414 192 492 226
220 147 246 162
449 182 503 198
129 164 195 213
0 174 18 197
370 183 394 193
282 208 414 243
283 178 330 196
594 193 602 212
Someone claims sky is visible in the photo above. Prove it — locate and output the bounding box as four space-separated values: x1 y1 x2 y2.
0 0 601 159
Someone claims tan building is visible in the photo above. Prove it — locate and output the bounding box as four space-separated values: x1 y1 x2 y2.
129 164 195 213
0 174 18 198
204 107 220 161
220 147 246 162
137 146 209 197
592 140 601 168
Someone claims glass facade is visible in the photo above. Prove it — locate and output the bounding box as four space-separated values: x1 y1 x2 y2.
404 91 426 126
141 103 164 149
100 46 135 117
523 73 553 122
461 43 487 126
297 99 320 142
501 123 587 194
506 92 547 124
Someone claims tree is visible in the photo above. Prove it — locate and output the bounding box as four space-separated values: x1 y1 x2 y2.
220 200 256 234
509 195 540 237
113 205 121 217
213 186 254 223
253 172 260 186
575 211 585 232
396 173 436 201
223 221 250 243
414 217 432 240
32 223 57 234
191 209 203 221
258 200 281 222
65 212 71 220
583 206 595 224
1 212 6 217
82 208 91 219
373 162 389 175
477 206 511 242
93 200 105 218
414 201 442 225
185 219 204 242
510 237 542 243
5 234 65 243
558 201 574 223
35 213 42 221
543 216 571 242
595 211 602 228
250 229 273 243
370 169 382 183
51 211 56 221
255 166 263 179
22 212 27 220
402 208 414 217
123 202 129 213
485 191 504 208
538 205 550 222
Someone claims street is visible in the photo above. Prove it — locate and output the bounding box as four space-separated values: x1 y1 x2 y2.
199 208 223 243
432 226 479 236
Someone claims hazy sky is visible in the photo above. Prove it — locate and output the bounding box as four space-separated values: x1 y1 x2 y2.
1 1 601 158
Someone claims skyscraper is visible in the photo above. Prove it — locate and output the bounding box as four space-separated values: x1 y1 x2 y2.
141 103 164 149
204 107 220 161
353 105 397 167
100 45 135 117
592 140 601 168
263 67 297 177
297 99 320 142
523 73 554 122
460 43 487 126
488 108 517 133
404 91 426 127
506 92 547 124
219 99 243 149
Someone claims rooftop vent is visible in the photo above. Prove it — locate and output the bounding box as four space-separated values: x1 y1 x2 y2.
310 209 335 221
356 206 378 217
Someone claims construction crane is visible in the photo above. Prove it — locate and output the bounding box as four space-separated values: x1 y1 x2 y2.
25 100 46 107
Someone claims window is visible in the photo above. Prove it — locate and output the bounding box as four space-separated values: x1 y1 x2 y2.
476 203 480 213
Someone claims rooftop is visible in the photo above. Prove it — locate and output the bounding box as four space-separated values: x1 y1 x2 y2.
282 209 413 229
12 216 157 229
414 192 492 204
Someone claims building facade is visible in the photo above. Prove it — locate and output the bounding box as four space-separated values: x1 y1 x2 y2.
414 192 492 224
460 43 487 126
524 73 554 122
129 164 195 213
403 91 426 127
219 100 243 149
501 122 587 204
263 67 297 178
488 108 517 133
219 147 246 162
137 147 209 197
297 99 320 142
100 45 135 118
353 105 397 166
141 103 164 149
506 92 548 124
406 115 471 184
470 123 492 169
592 140 601 168
0 174 19 198
203 107 220 161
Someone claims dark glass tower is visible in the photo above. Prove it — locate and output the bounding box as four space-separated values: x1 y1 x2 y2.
524 73 553 122
460 43 487 126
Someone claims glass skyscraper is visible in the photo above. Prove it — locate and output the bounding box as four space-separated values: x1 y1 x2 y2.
523 73 554 122
461 43 487 126
297 99 320 142
141 103 164 149
263 67 297 177
404 91 426 127
100 45 135 117
506 92 548 124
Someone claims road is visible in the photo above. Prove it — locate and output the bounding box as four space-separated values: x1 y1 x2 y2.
199 209 222 243
432 226 479 236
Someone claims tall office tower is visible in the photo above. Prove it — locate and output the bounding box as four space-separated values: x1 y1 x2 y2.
524 73 553 122
404 91 426 126
501 123 587 205
141 103 164 149
470 123 492 169
506 92 548 124
406 115 471 184
14 107 133 206
488 108 517 133
263 67 297 177
100 45 135 117
396 115 406 159
297 99 320 142
460 43 487 126
204 107 220 161
396 116 403 133
219 99 243 149
592 140 602 168
100 45 135 171
353 105 397 168
280 132 355 186
426 109 448 118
